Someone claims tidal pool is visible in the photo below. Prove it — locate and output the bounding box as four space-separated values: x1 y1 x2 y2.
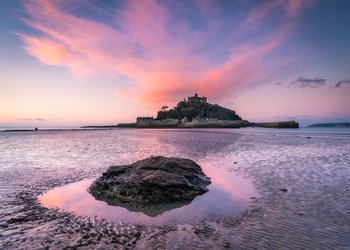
38 159 256 226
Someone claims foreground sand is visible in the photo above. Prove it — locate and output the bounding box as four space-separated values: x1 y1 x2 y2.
0 129 349 249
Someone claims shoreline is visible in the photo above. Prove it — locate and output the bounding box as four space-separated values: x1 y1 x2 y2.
5 122 350 132
1 120 301 132
1 127 240 132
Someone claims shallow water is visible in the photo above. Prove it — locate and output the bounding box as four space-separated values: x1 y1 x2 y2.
38 158 256 226
1 127 350 249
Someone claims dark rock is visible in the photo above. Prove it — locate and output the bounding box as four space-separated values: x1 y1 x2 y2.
7 217 28 224
89 156 211 205
223 240 230 248
256 121 299 128
279 188 288 192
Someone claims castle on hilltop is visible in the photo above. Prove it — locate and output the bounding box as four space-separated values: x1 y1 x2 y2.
186 93 207 103
132 92 250 128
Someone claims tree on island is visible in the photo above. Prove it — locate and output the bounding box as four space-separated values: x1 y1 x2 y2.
161 106 169 112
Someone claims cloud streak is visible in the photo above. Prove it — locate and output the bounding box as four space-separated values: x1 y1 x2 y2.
335 79 350 88
20 117 45 121
290 77 326 88
18 0 315 107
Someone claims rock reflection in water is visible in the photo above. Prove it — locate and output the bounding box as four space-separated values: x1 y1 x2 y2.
92 195 193 217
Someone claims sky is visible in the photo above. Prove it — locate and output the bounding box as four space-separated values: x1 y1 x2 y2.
1 0 349 128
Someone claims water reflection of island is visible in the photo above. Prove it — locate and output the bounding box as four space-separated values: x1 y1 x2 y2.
90 195 194 217
155 130 242 159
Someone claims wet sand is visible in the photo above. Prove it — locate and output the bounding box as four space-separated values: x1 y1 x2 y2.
0 129 349 249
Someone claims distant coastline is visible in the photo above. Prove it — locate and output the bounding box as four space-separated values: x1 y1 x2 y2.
307 122 350 128
4 122 350 132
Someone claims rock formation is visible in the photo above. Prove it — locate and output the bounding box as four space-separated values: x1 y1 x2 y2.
88 156 211 204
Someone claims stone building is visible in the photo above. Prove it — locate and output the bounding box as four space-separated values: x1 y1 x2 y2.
136 117 154 124
187 93 207 103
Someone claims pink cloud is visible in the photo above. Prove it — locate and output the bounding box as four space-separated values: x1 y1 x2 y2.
243 0 315 29
19 34 69 65
18 0 314 108
197 22 295 101
285 0 315 17
243 0 284 29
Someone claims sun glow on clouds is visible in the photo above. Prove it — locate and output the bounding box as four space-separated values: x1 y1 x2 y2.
18 0 314 107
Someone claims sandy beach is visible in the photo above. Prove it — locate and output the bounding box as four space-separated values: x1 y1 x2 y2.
0 128 349 249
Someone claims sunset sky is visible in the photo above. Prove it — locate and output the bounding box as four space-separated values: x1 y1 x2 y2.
1 0 349 128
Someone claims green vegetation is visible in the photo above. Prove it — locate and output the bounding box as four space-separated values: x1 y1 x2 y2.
156 100 241 121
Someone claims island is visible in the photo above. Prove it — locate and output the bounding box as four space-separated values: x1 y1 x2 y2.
82 93 299 129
